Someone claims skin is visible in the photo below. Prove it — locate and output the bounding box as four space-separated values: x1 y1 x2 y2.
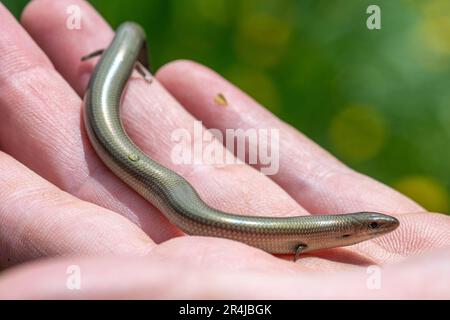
0 0 449 298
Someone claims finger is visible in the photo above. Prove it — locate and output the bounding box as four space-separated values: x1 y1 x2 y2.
21 0 307 224
1 246 449 299
352 212 450 263
0 151 154 267
0 1 177 241
156 60 423 214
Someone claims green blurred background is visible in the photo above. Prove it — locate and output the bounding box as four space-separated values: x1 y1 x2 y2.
3 0 450 214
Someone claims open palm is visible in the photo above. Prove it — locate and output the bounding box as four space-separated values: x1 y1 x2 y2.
0 0 449 299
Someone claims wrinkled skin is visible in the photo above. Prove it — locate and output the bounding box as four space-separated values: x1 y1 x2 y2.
0 0 449 299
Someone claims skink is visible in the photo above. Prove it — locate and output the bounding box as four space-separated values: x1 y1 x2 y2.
82 22 399 259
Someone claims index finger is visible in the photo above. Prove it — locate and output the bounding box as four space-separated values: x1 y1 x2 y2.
156 61 423 215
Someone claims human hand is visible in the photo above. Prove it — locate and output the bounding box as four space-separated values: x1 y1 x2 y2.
0 0 448 299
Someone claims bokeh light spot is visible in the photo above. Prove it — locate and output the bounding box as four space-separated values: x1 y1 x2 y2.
393 176 449 213
418 0 450 55
329 105 386 163
235 13 292 68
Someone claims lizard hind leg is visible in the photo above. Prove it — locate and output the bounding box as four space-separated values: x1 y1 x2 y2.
294 244 307 262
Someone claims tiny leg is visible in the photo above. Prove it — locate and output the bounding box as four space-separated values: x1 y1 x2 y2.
81 43 152 84
294 244 307 262
135 61 153 83
81 49 104 61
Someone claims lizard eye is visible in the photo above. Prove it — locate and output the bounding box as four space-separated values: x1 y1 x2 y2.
368 222 379 229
